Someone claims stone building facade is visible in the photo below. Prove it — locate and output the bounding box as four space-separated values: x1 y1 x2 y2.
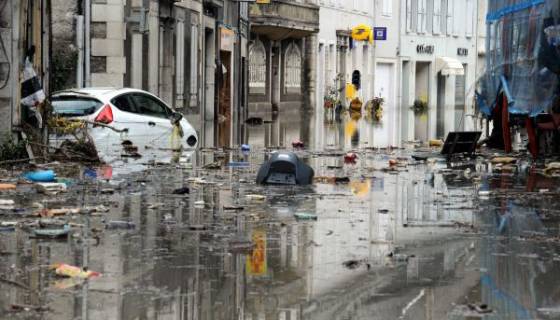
247 0 320 121
0 0 51 143
398 0 480 142
51 0 250 148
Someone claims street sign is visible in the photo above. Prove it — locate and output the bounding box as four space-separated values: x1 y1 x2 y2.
256 0 270 3
374 27 387 41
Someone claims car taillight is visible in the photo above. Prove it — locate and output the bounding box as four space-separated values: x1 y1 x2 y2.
95 105 113 124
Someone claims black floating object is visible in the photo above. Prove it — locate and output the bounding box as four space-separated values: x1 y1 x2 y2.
245 117 263 126
256 152 314 185
172 187 190 195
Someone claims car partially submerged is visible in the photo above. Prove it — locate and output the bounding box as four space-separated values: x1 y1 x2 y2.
49 88 198 163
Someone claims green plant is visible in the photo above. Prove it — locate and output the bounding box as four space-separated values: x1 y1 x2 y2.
51 49 78 92
0 135 28 162
371 97 384 121
324 83 340 109
411 99 429 115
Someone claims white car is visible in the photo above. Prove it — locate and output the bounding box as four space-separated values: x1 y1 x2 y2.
50 88 198 162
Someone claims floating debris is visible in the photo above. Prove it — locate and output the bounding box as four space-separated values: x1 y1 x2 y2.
0 183 16 190
35 182 67 194
294 212 318 220
33 224 70 238
245 194 266 201
51 263 101 279
105 221 135 230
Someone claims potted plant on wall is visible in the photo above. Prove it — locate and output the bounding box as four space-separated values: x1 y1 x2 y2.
324 86 337 110
371 96 384 122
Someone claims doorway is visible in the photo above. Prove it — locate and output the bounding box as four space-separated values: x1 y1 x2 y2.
373 63 395 147
454 64 467 131
204 27 215 147
414 62 430 141
401 61 411 142
437 73 446 138
218 51 232 147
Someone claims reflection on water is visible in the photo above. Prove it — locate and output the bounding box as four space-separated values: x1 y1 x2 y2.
2 108 560 319
246 105 398 151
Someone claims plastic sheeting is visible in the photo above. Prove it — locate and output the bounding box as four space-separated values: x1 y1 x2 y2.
477 0 560 117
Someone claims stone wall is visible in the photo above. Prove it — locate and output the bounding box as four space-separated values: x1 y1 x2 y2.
91 0 126 87
51 0 79 91
0 0 13 141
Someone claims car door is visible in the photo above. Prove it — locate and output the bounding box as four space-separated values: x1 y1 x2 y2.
128 93 178 151
109 93 150 151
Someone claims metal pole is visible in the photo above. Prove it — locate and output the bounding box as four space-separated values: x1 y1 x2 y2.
84 0 91 86
76 15 84 88
237 2 244 145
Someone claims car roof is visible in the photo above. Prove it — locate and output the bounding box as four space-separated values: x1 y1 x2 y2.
51 87 147 99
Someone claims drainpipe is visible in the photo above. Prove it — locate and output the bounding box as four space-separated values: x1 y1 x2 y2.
237 1 242 145
84 0 91 86
372 0 377 99
76 15 84 88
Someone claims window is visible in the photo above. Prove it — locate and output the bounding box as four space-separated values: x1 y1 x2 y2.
446 0 453 35
284 42 302 94
249 39 266 94
52 97 103 117
131 94 171 119
324 44 329 89
406 0 413 32
327 44 335 87
453 0 461 35
111 95 136 113
417 0 427 34
176 20 185 105
189 22 198 106
382 0 392 17
466 0 474 37
433 0 442 34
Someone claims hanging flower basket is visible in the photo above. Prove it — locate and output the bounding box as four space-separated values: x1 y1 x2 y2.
324 98 335 109
350 97 363 112
365 97 384 122
411 99 429 115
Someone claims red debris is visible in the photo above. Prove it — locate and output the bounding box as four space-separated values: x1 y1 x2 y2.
292 139 304 149
344 152 358 164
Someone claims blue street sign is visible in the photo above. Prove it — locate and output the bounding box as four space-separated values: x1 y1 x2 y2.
374 27 387 41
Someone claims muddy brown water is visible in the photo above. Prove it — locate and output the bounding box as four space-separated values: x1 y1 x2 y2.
1 110 560 319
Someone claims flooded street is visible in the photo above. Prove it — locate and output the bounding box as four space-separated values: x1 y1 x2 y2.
2 111 560 320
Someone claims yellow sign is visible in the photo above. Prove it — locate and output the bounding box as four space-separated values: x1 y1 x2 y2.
350 180 371 197
246 230 267 276
256 0 271 3
351 24 373 43
345 83 356 100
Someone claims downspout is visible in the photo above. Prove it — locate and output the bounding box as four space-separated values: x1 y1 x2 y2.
76 15 84 88
473 0 479 133
397 0 404 145
237 1 242 145
84 0 91 86
372 0 377 99
11 0 21 130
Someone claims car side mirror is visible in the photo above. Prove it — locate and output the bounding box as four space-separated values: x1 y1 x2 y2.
170 112 183 125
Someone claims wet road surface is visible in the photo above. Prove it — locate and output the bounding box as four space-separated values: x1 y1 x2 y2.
1 110 560 319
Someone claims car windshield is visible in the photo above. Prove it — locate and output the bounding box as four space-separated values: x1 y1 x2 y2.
51 96 103 117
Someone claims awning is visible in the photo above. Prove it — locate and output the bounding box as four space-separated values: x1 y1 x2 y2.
436 57 464 76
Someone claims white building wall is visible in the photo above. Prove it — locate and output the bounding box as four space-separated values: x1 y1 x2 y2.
399 0 479 141
316 0 374 106
91 0 126 87
373 0 401 147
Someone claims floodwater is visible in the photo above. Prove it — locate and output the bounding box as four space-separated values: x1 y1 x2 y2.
1 107 560 320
